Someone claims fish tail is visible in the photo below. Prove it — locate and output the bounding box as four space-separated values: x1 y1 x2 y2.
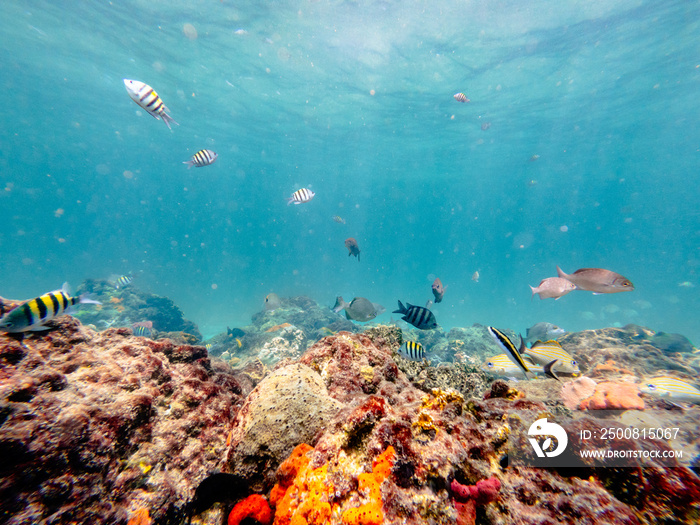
529 286 536 300
556 266 567 279
183 160 194 169
161 111 178 130
286 197 294 205
78 293 101 306
392 300 406 314
332 296 346 313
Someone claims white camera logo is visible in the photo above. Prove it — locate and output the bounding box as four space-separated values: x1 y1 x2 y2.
528 418 568 458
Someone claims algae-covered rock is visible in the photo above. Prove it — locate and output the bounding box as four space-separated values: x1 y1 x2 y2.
225 363 344 489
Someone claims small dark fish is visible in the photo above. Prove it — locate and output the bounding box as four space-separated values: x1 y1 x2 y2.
399 340 425 360
431 278 446 303
186 472 249 523
227 327 245 338
287 188 315 205
487 326 533 380
345 238 360 261
453 92 469 103
499 454 509 469
556 266 634 294
184 149 217 168
264 293 282 311
393 300 438 330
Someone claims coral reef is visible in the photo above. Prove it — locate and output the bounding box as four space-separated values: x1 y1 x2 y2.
3 303 700 525
74 279 202 341
0 316 249 524
225 363 344 490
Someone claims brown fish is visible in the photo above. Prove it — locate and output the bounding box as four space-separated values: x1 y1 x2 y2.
345 238 360 261
431 278 447 303
529 277 577 300
556 266 634 294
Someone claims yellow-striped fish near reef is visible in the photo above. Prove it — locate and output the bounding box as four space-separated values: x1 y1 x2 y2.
523 340 580 375
453 92 470 103
640 377 700 404
487 326 534 380
184 149 218 168
123 79 178 129
399 340 425 360
0 283 101 333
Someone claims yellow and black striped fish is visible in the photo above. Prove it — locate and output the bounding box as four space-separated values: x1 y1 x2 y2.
453 92 470 103
399 340 425 360
123 79 178 129
184 149 218 168
114 274 133 289
0 283 101 333
286 188 315 205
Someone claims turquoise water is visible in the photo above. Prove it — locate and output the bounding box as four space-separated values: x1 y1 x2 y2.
1 0 698 343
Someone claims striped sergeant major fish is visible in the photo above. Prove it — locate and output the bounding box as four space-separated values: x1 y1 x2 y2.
523 340 580 376
399 340 425 360
184 149 218 168
286 188 315 205
123 79 178 130
639 376 700 404
114 274 133 289
0 283 101 333
393 300 438 330
487 327 534 380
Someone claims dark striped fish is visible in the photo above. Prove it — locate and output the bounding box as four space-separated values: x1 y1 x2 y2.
453 92 470 103
393 300 438 330
114 274 133 289
487 326 534 380
0 283 101 333
399 340 425 360
123 79 178 129
286 188 315 205
184 149 218 168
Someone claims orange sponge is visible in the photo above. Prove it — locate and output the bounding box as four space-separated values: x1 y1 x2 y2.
228 494 273 525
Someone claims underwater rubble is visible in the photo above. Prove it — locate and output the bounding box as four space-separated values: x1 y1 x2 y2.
1 293 700 524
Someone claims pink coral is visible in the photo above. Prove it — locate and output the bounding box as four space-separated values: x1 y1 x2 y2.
450 477 501 525
579 381 644 410
561 376 597 410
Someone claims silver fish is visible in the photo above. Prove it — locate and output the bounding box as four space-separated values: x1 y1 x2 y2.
529 277 576 300
556 266 634 294
524 322 566 344
264 293 282 311
332 296 383 322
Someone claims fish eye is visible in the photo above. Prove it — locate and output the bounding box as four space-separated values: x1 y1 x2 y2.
487 362 494 368
572 360 577 366
647 384 656 391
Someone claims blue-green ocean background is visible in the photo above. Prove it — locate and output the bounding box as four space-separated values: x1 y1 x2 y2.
1 0 698 343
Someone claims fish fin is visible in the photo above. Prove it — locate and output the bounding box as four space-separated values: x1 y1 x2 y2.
332 296 346 313
286 197 294 205
544 360 560 381
556 266 569 279
61 282 72 295
78 293 101 306
183 160 194 169
592 292 603 295
392 300 406 314
161 111 178 129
